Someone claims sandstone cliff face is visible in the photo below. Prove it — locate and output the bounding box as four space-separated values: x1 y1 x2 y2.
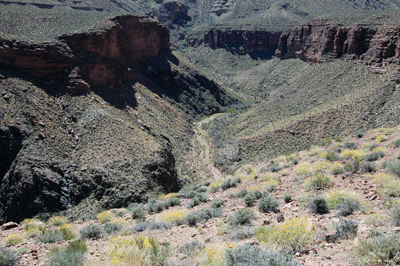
276 19 400 66
188 28 281 55
0 14 170 93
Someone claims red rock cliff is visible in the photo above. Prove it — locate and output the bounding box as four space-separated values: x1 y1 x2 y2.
188 28 281 55
0 14 170 93
275 19 400 66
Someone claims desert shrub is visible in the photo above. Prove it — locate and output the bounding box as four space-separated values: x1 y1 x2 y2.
236 189 248 198
211 198 224 208
79 224 103 239
386 160 400 177
330 163 344 175
344 142 356 150
334 219 358 239
255 216 313 252
364 151 385 162
373 173 400 197
164 197 181 208
132 221 150 233
202 181 211 187
394 139 400 148
257 196 279 213
375 135 387 143
149 221 172 230
187 193 208 208
22 218 43 230
46 246 86 266
390 203 400 226
361 162 376 173
37 230 63 243
131 205 147 221
202 244 225 266
58 224 75 240
308 195 329 214
307 174 331 190
183 191 198 199
333 147 342 153
49 216 68 226
336 197 360 216
186 208 221 226
268 163 283 173
66 240 88 253
180 241 205 257
295 162 312 177
221 178 241 190
228 226 254 240
252 190 262 199
159 209 189 225
326 191 358 209
356 132 364 138
147 200 165 213
0 247 20 266
196 187 207 193
26 228 42 238
313 161 331 174
96 211 114 223
225 244 297 266
325 151 339 162
108 236 170 266
292 158 299 165
365 213 387 227
104 222 123 235
341 149 365 160
209 183 220 193
243 194 256 207
351 234 400 266
284 195 292 203
5 234 23 246
228 208 254 226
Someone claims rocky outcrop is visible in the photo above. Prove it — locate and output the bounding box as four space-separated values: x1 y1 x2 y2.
276 19 400 66
0 14 170 94
188 28 281 55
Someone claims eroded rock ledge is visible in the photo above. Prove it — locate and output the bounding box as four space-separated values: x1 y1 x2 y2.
276 19 400 66
0 14 170 94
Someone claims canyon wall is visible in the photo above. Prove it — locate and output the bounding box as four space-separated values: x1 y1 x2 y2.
276 19 400 66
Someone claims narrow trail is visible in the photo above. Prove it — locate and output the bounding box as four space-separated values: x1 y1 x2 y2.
191 115 223 181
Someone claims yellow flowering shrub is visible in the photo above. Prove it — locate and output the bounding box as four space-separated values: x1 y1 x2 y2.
159 209 189 224
6 234 24 245
341 149 365 160
255 216 313 252
49 216 68 226
365 213 387 227
330 162 344 175
158 193 178 201
209 183 220 193
375 135 387 143
22 218 43 230
97 211 114 223
202 243 233 266
295 161 312 177
313 160 331 174
325 191 358 209
109 236 169 266
374 173 400 197
58 223 75 240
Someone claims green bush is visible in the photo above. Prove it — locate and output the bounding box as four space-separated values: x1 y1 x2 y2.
131 205 147 221
364 151 385 162
0 247 20 266
237 189 248 198
252 190 262 199
104 222 123 235
394 139 400 148
344 142 356 150
228 208 254 226
186 208 221 226
79 224 103 239
66 240 88 253
221 177 241 190
164 197 181 208
386 160 400 177
335 219 358 239
356 132 364 138
180 241 205 257
362 162 376 173
284 195 292 203
325 151 339 162
337 197 360 216
211 198 224 208
228 226 254 240
225 244 297 266
351 234 400 266
187 193 208 208
37 230 63 243
308 195 329 214
257 196 279 213
390 203 400 226
307 174 331 190
243 194 256 207
47 248 86 266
